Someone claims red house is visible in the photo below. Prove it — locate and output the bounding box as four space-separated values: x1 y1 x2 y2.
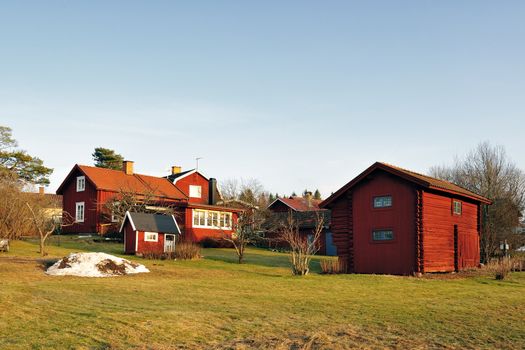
56 161 240 243
267 194 335 255
320 162 491 275
120 212 181 255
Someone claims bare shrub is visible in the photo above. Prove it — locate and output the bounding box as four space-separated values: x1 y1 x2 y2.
175 241 201 260
201 237 234 248
320 257 347 274
486 257 522 280
279 211 325 276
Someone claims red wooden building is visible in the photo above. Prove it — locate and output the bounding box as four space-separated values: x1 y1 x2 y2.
320 162 491 275
56 161 240 243
121 212 181 255
267 194 335 255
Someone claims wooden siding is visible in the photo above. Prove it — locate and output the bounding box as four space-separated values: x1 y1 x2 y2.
329 193 353 271
61 168 99 233
124 224 136 254
352 172 416 275
182 208 237 242
136 231 165 254
422 191 480 272
175 173 210 205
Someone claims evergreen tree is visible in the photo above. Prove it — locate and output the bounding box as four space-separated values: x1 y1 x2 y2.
291 191 297 197
313 189 322 200
0 126 53 185
268 193 275 203
92 147 124 170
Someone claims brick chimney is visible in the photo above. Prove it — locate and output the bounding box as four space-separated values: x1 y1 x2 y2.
39 186 45 195
171 165 182 175
123 160 134 175
305 191 313 208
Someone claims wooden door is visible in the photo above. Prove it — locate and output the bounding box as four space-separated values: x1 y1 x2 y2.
164 234 176 253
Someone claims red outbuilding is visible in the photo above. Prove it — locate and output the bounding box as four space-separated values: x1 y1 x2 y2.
121 212 181 255
320 162 491 275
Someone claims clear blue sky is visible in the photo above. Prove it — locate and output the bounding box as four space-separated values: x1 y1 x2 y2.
1 1 524 197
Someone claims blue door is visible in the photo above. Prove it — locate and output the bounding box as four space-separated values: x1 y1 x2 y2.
325 231 337 256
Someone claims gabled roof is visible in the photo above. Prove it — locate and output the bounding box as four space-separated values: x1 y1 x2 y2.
167 169 207 183
56 165 188 201
320 162 491 208
268 196 324 212
119 211 181 234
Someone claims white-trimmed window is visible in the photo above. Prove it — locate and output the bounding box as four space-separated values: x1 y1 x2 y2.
110 201 119 222
192 209 232 229
189 185 202 198
372 230 394 241
453 200 462 215
144 232 158 242
76 176 86 192
75 202 85 222
373 195 392 208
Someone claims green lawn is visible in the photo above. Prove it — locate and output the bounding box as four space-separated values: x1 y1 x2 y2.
0 237 524 349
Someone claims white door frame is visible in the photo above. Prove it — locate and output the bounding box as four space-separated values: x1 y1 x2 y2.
164 234 176 253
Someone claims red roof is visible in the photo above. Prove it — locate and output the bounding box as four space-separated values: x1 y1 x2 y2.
320 162 491 208
270 196 324 212
57 165 188 201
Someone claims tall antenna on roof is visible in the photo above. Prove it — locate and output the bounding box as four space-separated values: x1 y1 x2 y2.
195 157 203 171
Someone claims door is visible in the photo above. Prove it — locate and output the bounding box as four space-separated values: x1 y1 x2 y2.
325 231 337 256
164 234 176 253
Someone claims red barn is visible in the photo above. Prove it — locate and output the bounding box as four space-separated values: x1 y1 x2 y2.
320 162 491 275
56 161 240 243
267 194 335 255
120 212 181 255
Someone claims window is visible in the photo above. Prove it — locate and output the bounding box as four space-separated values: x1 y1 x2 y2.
372 230 394 241
111 212 118 223
144 232 158 242
75 202 85 222
189 185 202 198
76 176 85 192
453 200 462 215
373 196 392 208
192 209 232 229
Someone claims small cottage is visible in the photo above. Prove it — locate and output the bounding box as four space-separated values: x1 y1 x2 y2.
120 212 181 255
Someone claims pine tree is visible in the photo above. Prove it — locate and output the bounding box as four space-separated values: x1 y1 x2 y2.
291 191 297 197
92 147 124 170
313 189 322 200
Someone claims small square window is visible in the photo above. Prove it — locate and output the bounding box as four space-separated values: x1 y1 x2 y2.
453 201 462 215
189 185 202 198
76 176 85 192
372 230 394 241
144 232 158 242
373 196 392 208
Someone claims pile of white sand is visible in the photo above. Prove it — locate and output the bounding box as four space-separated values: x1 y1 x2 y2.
46 252 149 277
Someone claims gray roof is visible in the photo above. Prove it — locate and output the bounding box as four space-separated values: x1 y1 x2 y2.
166 169 195 181
122 212 181 234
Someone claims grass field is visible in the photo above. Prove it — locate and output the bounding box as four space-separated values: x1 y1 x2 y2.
0 237 524 349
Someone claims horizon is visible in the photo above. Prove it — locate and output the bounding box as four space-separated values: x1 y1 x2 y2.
2 1 524 196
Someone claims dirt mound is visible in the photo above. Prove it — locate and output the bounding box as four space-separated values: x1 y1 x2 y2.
46 252 149 277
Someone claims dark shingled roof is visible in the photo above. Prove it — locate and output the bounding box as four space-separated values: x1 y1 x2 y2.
166 169 195 181
122 212 181 234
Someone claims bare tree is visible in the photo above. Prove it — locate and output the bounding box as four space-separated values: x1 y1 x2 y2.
25 197 75 256
220 209 265 264
0 177 34 239
430 142 525 261
279 210 325 275
102 187 178 233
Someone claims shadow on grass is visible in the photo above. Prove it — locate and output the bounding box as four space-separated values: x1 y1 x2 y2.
202 247 327 274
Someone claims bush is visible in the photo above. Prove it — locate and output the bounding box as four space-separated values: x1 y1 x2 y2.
486 257 523 280
141 242 201 261
200 237 234 248
175 241 201 260
320 257 347 274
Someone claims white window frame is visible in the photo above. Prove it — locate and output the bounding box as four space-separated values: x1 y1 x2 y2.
453 200 462 215
189 185 202 198
110 201 120 222
373 195 392 208
144 232 158 242
192 209 232 229
75 202 85 223
76 176 86 192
